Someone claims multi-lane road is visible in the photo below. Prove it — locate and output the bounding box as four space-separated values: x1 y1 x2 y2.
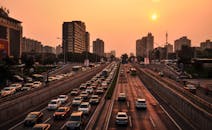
107 64 178 130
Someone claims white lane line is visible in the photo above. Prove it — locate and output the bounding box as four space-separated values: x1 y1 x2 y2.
127 101 130 108
129 116 132 127
8 120 24 130
60 122 66 130
149 115 156 128
160 105 182 130
43 117 51 123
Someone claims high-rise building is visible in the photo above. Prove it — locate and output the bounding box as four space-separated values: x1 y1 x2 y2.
62 21 88 54
85 32 90 52
22 37 42 53
111 50 116 57
200 40 212 50
0 7 22 59
56 45 62 56
174 36 191 52
165 43 173 53
136 33 154 58
93 38 104 56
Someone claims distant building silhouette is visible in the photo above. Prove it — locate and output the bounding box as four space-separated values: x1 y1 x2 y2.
136 33 154 58
0 8 22 59
22 37 42 53
56 45 62 56
85 32 90 52
93 38 104 57
62 21 89 54
174 36 191 52
200 40 212 50
165 43 173 53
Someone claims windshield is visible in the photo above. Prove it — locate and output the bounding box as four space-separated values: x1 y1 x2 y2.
27 114 37 118
50 101 57 104
80 104 88 108
70 116 81 121
56 108 65 112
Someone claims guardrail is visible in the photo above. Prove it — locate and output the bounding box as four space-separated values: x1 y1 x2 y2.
134 64 212 130
85 63 120 130
144 68 212 113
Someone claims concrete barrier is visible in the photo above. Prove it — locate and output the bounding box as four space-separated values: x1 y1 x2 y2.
0 65 106 129
135 66 212 130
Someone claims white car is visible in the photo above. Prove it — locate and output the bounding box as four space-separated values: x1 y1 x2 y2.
96 87 104 94
48 76 56 82
78 102 91 114
21 83 33 91
33 81 42 88
57 95 68 103
79 84 86 90
80 91 89 100
89 95 100 105
118 93 126 101
116 112 128 125
47 99 61 110
101 81 108 90
72 96 83 106
10 83 22 91
70 88 79 95
85 87 93 94
1 87 16 97
135 98 147 109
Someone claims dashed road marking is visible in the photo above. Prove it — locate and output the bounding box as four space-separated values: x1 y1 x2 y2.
43 117 51 123
149 115 156 128
129 115 132 127
8 120 24 130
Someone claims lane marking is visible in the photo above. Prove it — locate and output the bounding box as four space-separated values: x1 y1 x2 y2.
43 117 51 123
160 105 182 130
60 122 66 130
129 115 132 127
127 101 130 108
149 115 156 128
8 120 24 130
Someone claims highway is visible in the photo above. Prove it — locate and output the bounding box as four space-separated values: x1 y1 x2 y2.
107 64 178 130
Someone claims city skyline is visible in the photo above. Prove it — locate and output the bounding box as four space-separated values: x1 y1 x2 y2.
1 0 212 56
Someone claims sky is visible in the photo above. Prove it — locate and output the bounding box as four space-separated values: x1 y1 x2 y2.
1 0 212 57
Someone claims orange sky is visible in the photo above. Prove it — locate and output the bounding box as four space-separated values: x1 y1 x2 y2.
1 0 212 56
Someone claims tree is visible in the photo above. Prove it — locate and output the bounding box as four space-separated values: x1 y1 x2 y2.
121 53 128 64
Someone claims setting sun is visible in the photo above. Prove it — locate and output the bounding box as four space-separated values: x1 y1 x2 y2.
151 13 158 21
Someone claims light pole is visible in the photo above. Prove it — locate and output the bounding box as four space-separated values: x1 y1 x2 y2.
57 37 66 64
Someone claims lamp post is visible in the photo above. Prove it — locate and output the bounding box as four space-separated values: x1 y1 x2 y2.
57 37 66 64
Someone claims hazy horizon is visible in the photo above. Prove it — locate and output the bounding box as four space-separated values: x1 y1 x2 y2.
1 0 212 56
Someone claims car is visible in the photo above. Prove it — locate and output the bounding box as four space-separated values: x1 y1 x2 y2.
53 107 70 120
89 95 100 105
72 96 83 106
80 91 89 100
24 112 43 126
115 112 128 125
33 81 42 88
9 83 22 91
96 87 104 95
85 87 94 94
158 71 164 77
184 84 196 94
48 76 56 82
118 93 126 101
21 83 34 91
79 83 87 90
1 87 16 97
47 99 61 110
78 102 91 114
101 81 108 90
55 75 64 80
65 111 83 130
70 88 80 95
32 123 51 130
57 95 68 103
135 98 147 109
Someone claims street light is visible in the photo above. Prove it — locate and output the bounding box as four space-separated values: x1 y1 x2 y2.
57 37 66 64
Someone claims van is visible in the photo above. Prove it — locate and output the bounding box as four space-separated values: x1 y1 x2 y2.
65 111 83 130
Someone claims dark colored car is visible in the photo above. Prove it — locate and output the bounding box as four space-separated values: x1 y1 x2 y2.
24 112 43 126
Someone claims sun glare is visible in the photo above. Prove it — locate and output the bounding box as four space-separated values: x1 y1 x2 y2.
151 13 158 21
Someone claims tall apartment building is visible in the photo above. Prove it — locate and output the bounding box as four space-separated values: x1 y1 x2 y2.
174 36 191 52
85 32 90 52
93 38 104 57
22 37 42 53
136 33 154 58
0 8 22 59
200 40 212 50
62 21 89 54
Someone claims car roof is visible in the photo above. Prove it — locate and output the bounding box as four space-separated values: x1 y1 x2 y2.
71 111 83 116
117 112 127 115
29 112 41 115
58 106 69 109
137 98 146 102
33 123 49 128
81 102 89 105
